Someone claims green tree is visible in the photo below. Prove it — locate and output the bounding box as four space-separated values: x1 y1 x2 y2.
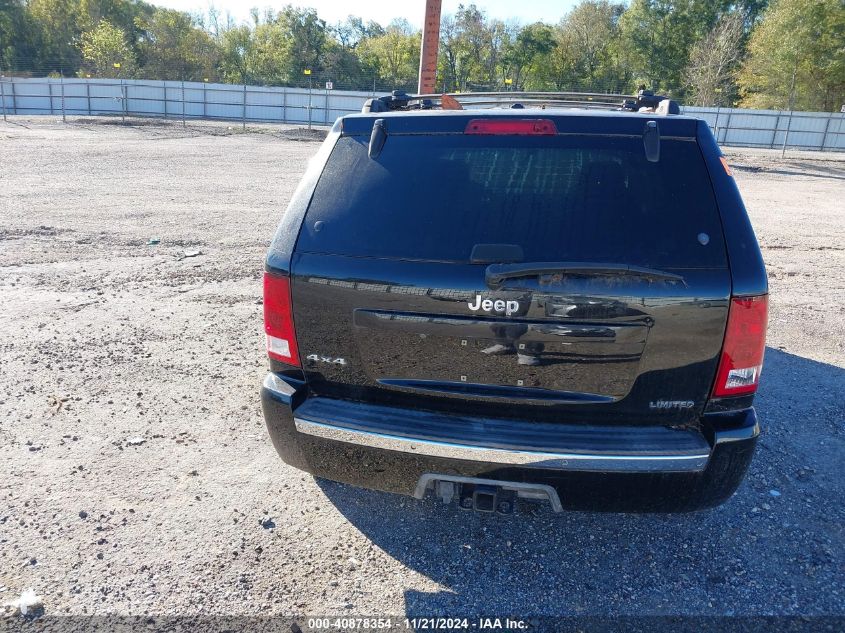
250 19 292 85
618 0 734 95
454 4 493 89
358 19 419 91
18 0 155 75
26 0 84 73
738 0 845 111
79 0 152 48
79 18 137 77
502 22 555 89
325 15 380 90
219 24 255 83
438 14 467 91
136 8 219 80
541 0 627 91
542 19 579 90
331 15 383 48
564 1 624 88
684 11 745 106
201 4 237 41
437 6 511 92
0 0 39 72
322 38 370 90
276 6 328 84
484 19 511 88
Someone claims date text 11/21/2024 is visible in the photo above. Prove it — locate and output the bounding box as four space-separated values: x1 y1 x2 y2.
303 617 531 630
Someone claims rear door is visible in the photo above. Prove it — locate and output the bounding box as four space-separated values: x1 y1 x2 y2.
288 117 731 426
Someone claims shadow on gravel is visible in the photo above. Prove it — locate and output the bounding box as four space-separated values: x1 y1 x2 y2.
316 348 844 616
731 164 845 182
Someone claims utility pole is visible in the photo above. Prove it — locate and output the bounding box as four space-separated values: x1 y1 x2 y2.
417 0 442 95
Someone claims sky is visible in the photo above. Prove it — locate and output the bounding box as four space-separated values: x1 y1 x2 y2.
152 0 582 28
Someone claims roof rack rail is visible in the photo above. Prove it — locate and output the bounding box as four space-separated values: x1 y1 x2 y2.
362 89 680 115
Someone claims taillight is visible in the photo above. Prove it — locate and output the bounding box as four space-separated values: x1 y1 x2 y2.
712 295 768 397
465 119 557 135
263 272 300 366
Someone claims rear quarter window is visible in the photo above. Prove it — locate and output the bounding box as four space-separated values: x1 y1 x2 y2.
296 133 726 269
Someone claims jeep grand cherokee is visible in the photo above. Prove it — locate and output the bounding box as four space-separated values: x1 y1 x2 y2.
260 93 768 513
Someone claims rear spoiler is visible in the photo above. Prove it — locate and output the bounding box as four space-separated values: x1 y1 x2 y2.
339 112 698 139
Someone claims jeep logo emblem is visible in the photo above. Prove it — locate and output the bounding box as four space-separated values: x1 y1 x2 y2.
468 294 520 316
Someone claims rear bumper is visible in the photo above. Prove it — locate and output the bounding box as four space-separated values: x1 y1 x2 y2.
261 373 759 512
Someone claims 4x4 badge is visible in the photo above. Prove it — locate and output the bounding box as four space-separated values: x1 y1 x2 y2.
306 354 346 365
468 294 520 316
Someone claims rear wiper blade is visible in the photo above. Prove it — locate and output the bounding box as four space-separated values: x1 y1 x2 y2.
485 262 685 288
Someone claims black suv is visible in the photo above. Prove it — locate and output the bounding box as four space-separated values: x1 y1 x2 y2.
261 92 768 513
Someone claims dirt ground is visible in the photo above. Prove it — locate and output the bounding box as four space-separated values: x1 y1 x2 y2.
0 117 843 625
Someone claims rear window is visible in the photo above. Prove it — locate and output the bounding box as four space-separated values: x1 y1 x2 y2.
296 133 726 268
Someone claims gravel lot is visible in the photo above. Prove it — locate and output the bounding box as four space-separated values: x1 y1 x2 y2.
1 117 843 623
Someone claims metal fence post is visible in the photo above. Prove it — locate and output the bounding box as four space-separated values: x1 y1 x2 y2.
722 110 732 145
9 79 16 114
242 83 247 130
308 76 312 130
181 80 186 127
85 80 91 115
60 75 66 123
781 68 797 157
770 112 780 149
282 88 287 123
121 80 126 123
713 105 721 141
1 79 6 122
820 114 832 151
325 86 329 124
202 81 206 119
49 80 54 115
781 109 793 158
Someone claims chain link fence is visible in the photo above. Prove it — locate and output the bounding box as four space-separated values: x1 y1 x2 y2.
2 76 844 152
0 77 382 129
684 106 845 153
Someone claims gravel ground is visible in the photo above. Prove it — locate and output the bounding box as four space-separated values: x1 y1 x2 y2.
0 117 843 623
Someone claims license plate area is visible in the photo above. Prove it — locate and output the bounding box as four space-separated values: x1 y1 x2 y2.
414 473 564 513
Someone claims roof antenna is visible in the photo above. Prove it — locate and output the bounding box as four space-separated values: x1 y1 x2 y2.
643 120 660 162
369 118 387 159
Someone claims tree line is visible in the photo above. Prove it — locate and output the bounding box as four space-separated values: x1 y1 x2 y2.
1 0 843 111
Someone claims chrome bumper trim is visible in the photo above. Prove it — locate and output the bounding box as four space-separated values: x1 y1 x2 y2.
294 418 710 473
713 419 761 444
263 373 298 398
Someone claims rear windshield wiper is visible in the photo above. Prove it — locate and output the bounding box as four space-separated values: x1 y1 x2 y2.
485 262 685 288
